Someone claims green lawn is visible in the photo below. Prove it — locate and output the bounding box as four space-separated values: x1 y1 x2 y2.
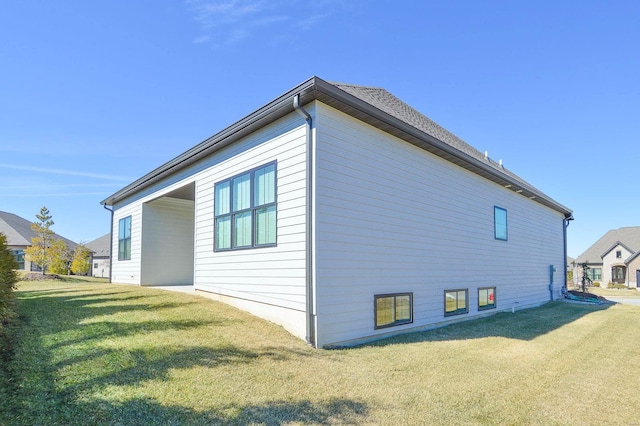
2 278 640 425
590 286 640 298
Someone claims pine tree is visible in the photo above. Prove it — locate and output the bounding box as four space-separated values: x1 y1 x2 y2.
24 206 55 275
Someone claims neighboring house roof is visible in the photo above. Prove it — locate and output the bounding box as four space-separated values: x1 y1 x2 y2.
86 233 111 258
0 211 78 249
626 250 640 264
102 76 572 218
575 227 640 264
601 241 635 259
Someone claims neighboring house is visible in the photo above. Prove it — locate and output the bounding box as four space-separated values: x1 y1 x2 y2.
575 227 640 288
86 233 111 278
102 76 572 348
0 210 78 271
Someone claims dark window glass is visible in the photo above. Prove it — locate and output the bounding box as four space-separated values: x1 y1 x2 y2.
214 162 277 251
118 216 132 261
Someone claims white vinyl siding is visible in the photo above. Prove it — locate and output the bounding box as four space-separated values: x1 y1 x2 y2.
193 112 309 338
312 102 566 346
141 197 194 286
111 204 142 284
109 111 308 340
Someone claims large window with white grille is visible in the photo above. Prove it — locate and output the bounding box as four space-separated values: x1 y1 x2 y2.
214 162 277 251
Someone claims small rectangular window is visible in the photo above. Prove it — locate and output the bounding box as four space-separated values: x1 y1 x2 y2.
118 216 132 261
375 293 413 329
214 162 277 251
478 287 496 311
616 250 622 259
494 206 508 241
445 289 468 316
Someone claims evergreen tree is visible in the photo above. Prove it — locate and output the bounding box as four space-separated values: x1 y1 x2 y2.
24 206 55 274
0 233 18 328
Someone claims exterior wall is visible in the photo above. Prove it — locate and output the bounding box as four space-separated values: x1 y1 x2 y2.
572 262 603 287
141 197 194 286
312 103 566 347
111 202 143 284
110 109 309 340
92 257 110 278
627 256 640 288
601 244 633 286
192 111 309 339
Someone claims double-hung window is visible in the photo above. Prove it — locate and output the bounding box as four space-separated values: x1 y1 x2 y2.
214 162 277 251
118 216 132 261
494 206 508 241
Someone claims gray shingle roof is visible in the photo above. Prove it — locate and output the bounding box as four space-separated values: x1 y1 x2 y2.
575 226 640 264
330 82 537 191
0 211 78 249
103 76 571 217
85 233 111 257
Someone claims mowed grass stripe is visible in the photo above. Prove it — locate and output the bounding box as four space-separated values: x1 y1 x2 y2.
1 278 639 425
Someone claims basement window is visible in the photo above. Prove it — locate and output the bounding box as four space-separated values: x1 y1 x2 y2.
445 289 468 316
375 293 413 329
478 287 496 311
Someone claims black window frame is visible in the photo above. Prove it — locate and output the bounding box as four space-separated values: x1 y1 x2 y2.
118 216 132 261
616 250 622 259
444 289 469 317
374 293 413 329
494 206 508 241
478 287 497 311
587 268 602 282
214 161 277 252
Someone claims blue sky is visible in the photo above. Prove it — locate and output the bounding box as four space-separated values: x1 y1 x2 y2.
1 1 638 258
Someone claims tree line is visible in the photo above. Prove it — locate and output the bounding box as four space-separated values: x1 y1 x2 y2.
24 206 92 276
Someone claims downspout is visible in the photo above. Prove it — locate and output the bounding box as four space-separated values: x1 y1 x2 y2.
102 203 114 283
293 94 316 348
562 214 574 298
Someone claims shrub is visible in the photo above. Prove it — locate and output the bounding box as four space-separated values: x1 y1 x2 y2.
609 283 629 290
592 281 600 287
0 233 18 331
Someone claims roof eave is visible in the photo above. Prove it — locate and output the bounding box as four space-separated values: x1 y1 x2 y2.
103 76 572 217
102 77 320 206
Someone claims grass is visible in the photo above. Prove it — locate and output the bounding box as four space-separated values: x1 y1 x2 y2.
2 278 640 425
589 286 640 298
